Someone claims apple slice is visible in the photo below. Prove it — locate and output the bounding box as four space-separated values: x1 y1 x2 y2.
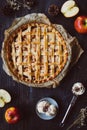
64 7 79 18
61 0 79 18
0 89 11 107
0 98 5 108
61 0 75 14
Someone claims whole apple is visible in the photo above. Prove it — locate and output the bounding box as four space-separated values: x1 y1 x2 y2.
5 107 20 124
74 16 87 33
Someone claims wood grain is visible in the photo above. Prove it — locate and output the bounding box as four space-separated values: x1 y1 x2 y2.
0 0 87 130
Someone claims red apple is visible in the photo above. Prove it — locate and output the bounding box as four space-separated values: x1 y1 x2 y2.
74 16 87 33
5 107 20 124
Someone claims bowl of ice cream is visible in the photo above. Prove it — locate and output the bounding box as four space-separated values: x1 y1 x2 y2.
36 97 59 120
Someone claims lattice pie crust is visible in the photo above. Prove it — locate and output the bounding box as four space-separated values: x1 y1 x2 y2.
1 14 83 88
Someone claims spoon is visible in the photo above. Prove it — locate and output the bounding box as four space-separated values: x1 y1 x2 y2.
60 82 85 127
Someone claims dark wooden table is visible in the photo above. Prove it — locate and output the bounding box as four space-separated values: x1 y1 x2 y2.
0 0 87 130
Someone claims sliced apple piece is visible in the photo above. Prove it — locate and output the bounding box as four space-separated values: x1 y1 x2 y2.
64 7 79 18
61 0 79 18
0 98 5 108
61 0 75 14
0 89 11 107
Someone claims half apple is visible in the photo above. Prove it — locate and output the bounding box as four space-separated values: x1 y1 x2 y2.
0 89 11 107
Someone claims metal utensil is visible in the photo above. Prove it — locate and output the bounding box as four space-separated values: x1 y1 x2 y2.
60 82 85 127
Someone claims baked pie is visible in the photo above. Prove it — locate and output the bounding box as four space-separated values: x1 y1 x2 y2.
1 13 83 88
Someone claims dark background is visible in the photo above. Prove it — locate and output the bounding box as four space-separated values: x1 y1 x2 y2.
0 0 87 130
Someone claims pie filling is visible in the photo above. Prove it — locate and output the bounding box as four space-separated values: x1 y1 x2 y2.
6 23 68 83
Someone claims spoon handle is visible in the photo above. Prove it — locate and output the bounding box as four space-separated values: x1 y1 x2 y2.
60 95 78 127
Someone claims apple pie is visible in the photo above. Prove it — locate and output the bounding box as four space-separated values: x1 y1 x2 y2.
1 13 83 88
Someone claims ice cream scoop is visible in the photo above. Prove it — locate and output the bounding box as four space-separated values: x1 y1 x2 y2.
60 82 85 127
72 82 85 96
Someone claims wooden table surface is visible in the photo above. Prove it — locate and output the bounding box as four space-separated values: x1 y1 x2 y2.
0 0 87 130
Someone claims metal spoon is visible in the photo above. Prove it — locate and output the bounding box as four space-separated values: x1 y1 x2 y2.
59 82 85 127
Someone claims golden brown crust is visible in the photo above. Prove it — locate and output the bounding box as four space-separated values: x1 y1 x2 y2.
4 22 68 84
2 13 83 88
